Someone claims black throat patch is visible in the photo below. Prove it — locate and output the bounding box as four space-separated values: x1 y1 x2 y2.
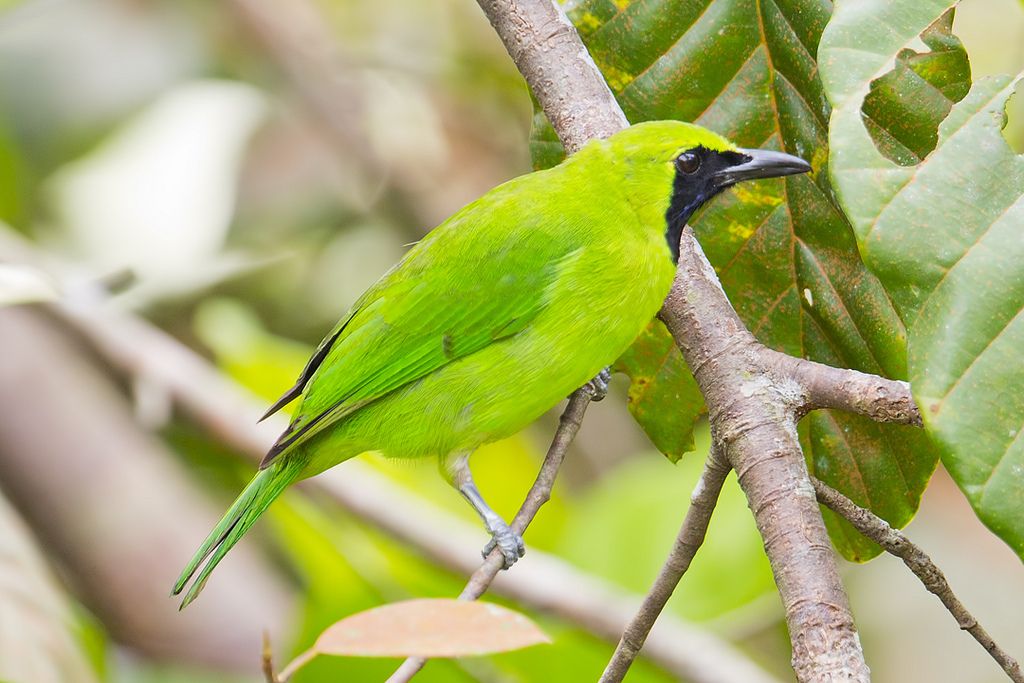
664 146 749 262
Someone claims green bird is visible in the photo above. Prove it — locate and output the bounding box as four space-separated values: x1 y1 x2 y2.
173 121 810 607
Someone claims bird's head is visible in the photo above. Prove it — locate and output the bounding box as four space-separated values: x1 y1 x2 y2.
597 121 811 261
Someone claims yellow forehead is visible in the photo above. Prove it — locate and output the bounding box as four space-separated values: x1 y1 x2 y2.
606 120 738 161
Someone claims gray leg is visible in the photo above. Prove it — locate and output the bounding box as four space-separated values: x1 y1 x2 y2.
582 366 612 401
441 452 525 568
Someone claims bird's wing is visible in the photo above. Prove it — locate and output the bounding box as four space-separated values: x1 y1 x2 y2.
261 220 577 466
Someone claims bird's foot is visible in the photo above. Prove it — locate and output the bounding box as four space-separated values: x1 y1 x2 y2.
582 367 612 402
482 519 526 569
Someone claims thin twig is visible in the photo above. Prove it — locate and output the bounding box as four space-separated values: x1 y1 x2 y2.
812 477 1024 683
276 648 317 682
769 350 922 426
261 631 278 683
599 445 731 683
386 388 596 683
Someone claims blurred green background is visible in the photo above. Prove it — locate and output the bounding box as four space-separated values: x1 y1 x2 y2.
0 0 1022 682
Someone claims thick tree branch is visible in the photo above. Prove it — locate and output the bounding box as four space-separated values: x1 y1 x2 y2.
599 446 731 683
812 478 1024 683
475 0 628 154
660 231 871 681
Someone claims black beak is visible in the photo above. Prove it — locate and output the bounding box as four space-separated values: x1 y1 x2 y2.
713 148 812 187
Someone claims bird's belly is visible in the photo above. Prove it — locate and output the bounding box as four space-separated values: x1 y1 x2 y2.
306 256 673 468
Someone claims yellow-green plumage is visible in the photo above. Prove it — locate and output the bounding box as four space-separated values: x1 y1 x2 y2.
174 121 809 607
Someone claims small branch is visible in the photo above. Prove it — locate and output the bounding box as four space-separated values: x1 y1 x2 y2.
771 351 922 426
387 387 595 683
812 477 1024 683
599 445 731 683
261 631 278 683
465 388 593 596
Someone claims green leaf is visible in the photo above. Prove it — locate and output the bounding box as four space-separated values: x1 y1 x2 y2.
611 319 703 463
860 12 971 166
537 0 940 559
821 0 1024 559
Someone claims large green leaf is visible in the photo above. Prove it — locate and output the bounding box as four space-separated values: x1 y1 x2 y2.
611 319 702 462
821 0 1024 559
534 0 942 559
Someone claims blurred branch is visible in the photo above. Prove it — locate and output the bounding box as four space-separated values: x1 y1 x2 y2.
0 488 98 683
226 0 383 175
224 0 450 227
599 446 731 683
0 308 293 670
812 477 1024 683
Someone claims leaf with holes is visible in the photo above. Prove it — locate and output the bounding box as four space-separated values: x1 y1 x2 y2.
821 0 1024 559
534 0 945 559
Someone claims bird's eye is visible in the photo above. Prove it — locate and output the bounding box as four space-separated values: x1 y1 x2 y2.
676 152 701 174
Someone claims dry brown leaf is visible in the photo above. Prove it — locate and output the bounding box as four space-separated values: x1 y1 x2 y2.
313 598 550 658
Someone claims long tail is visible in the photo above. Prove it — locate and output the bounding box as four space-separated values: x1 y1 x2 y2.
172 458 303 609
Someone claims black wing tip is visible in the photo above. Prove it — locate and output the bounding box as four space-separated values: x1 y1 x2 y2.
260 434 291 469
259 325 346 424
259 386 301 423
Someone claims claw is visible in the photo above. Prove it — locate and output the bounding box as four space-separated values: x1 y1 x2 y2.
483 519 526 569
583 367 612 401
445 453 527 570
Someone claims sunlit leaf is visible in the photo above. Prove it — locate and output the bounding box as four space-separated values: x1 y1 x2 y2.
278 598 548 677
313 599 549 658
46 80 267 304
821 0 1024 559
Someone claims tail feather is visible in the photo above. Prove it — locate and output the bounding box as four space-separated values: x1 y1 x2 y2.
173 460 303 608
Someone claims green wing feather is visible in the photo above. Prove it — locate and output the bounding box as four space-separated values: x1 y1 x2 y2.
262 184 576 464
